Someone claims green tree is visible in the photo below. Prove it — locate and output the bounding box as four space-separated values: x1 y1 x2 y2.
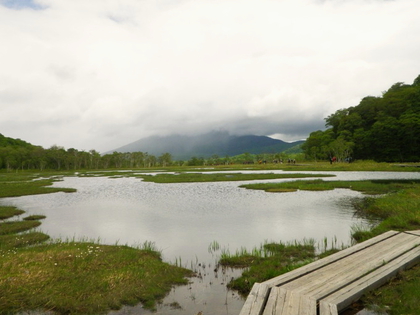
325 108 349 135
47 145 66 170
159 153 172 167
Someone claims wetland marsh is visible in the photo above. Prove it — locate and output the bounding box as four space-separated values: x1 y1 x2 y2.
2 169 420 314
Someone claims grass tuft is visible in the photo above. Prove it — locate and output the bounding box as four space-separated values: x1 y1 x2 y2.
23 215 47 221
218 240 317 294
0 206 25 220
0 221 42 235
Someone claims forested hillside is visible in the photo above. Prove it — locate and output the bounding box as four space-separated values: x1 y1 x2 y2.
303 74 420 162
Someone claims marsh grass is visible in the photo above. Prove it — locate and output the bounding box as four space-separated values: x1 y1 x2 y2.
0 232 50 249
0 178 76 198
0 216 192 314
138 172 334 183
364 186 420 235
23 215 47 221
361 263 420 314
350 223 376 243
0 242 192 314
0 206 25 220
2 165 420 313
0 172 193 315
0 220 42 235
217 239 317 294
241 179 420 195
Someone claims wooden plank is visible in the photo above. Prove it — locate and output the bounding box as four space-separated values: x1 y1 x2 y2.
281 233 420 298
269 288 300 315
263 286 283 315
405 230 420 237
262 230 399 288
292 237 419 299
239 282 270 315
262 287 317 315
274 287 289 315
285 289 302 315
239 230 420 315
298 294 317 315
319 245 420 315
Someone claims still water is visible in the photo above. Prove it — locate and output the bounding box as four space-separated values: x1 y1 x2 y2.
2 171 420 314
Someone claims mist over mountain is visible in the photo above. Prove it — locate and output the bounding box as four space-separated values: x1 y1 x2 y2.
109 131 304 160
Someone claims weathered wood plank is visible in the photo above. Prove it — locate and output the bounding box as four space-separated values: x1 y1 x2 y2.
239 283 270 315
262 230 399 288
281 233 420 298
405 230 420 237
298 294 317 315
274 288 289 315
319 245 420 315
239 230 420 315
263 287 317 315
262 286 282 315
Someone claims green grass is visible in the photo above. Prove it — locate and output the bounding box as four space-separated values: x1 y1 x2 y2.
138 172 334 183
23 215 47 221
0 206 24 220
362 263 420 315
241 179 420 195
0 221 42 235
218 240 317 294
363 186 420 235
0 232 50 249
0 178 76 198
0 242 192 314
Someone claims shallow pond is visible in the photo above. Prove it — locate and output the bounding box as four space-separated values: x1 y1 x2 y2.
2 171 420 315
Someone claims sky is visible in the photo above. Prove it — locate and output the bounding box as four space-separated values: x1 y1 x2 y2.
1 0 419 153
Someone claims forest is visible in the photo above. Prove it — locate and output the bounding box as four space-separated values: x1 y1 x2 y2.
0 134 294 170
0 137 174 170
302 74 420 162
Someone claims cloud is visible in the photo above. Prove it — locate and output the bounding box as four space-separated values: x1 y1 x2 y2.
1 0 419 152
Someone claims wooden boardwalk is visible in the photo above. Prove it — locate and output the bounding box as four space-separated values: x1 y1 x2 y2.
239 230 420 315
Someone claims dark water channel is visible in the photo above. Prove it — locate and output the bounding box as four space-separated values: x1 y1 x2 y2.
3 171 420 315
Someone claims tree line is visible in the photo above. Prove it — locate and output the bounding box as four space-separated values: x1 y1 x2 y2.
0 136 174 171
0 132 304 171
302 74 420 162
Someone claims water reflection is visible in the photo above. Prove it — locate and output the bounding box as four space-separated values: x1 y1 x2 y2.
2 171 419 314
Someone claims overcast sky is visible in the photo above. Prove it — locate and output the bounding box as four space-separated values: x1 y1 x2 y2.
1 0 419 152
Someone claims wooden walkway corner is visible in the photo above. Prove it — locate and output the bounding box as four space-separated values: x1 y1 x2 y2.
239 230 420 315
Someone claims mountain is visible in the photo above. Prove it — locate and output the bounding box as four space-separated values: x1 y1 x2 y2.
109 131 304 160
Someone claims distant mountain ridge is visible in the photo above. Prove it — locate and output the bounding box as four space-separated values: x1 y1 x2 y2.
110 131 304 160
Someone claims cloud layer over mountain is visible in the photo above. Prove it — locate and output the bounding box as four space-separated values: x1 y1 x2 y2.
1 0 419 152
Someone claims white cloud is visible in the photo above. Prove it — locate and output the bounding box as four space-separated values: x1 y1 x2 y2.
1 0 419 152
